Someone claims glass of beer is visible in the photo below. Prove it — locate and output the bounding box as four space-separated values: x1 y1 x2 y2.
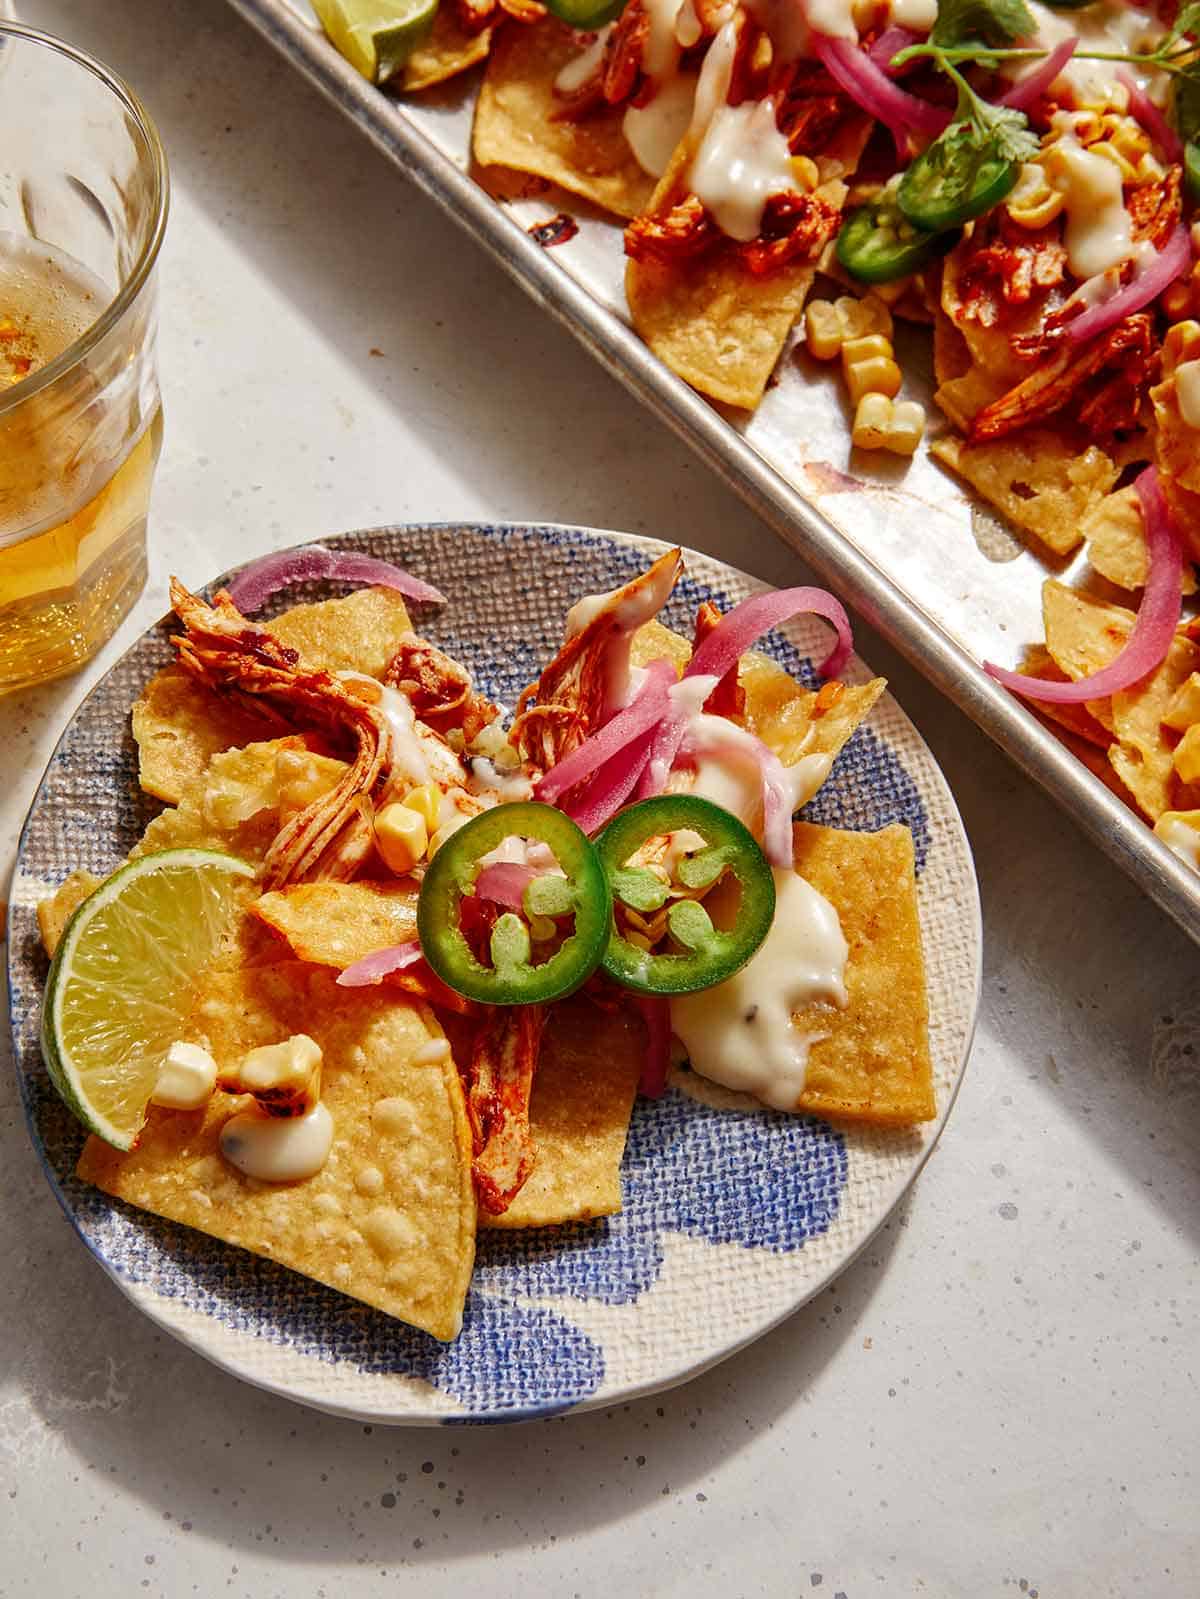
0 21 168 693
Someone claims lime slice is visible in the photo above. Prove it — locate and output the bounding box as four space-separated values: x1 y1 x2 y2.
40 849 256 1150
311 0 440 84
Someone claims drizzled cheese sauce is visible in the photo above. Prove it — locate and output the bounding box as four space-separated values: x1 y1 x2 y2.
554 24 613 95
690 99 799 242
1045 136 1133 279
889 0 936 29
220 1102 334 1183
625 74 697 177
1020 1 1166 103
800 0 857 44
670 869 849 1109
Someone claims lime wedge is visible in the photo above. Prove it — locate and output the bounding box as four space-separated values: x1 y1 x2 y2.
40 848 256 1150
311 0 440 84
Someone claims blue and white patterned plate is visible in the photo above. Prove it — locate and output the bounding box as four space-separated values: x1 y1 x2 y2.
8 523 980 1424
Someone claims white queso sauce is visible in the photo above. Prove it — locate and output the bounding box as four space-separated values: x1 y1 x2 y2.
670 868 849 1110
220 1102 334 1183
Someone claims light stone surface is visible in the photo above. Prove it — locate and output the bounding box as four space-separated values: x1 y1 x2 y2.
2 2 1198 1595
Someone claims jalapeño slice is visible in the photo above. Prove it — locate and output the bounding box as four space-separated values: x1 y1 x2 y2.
595 795 775 997
417 802 611 1006
542 0 628 27
835 190 946 284
1186 141 1200 204
897 127 1021 232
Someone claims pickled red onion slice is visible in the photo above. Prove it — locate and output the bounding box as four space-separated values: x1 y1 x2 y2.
475 863 537 909
1063 226 1192 346
227 545 446 612
868 26 919 73
636 996 672 1099
813 35 951 141
337 940 423 987
534 659 675 805
985 467 1182 704
685 585 854 684
565 738 654 837
1117 70 1182 163
998 38 1075 111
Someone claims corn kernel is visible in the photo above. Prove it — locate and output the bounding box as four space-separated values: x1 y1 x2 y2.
804 300 844 360
401 781 442 831
1137 151 1166 183
1088 141 1138 184
789 154 819 191
1173 725 1200 785
851 392 926 454
428 814 470 858
1154 809 1200 865
374 801 429 874
220 1034 323 1115
851 391 893 450
1163 278 1193 321
1163 672 1200 732
844 354 902 406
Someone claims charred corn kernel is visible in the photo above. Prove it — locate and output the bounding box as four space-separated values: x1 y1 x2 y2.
1088 141 1138 184
1173 725 1200 785
843 333 901 405
221 1034 323 1114
1162 320 1200 378
789 154 818 190
1046 109 1103 146
1106 117 1150 161
1155 808 1200 862
374 801 428 873
851 392 926 454
1163 672 1200 732
401 781 442 831
805 301 844 360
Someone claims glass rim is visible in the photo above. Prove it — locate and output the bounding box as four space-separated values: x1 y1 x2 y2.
0 21 170 418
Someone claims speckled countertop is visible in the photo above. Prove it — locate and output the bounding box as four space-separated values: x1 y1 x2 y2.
2 2 1198 1595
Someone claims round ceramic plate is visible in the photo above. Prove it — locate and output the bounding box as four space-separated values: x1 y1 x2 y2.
8 523 980 1425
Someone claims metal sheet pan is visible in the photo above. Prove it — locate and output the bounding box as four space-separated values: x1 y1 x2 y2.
227 0 1200 944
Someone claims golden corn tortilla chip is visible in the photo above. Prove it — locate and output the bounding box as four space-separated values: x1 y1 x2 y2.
266 585 413 679
131 738 347 867
631 618 691 675
78 964 476 1341
1016 645 1111 750
739 652 886 767
37 870 101 959
790 821 935 1125
1082 485 1197 595
132 666 273 806
1040 582 1200 818
931 432 1116 558
473 22 655 221
252 879 419 967
401 10 492 91
626 119 869 411
481 998 641 1230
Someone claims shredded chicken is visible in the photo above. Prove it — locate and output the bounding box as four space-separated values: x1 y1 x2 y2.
948 215 1068 328
625 187 837 271
170 581 396 889
969 313 1157 445
466 1005 546 1214
454 0 543 33
384 635 499 744
510 548 681 774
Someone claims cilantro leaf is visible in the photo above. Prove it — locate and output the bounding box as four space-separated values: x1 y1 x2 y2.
983 103 1040 163
932 0 1036 50
1160 2 1200 57
1173 62 1200 147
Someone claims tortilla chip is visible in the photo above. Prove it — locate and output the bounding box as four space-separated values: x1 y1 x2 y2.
78 964 476 1340
627 118 869 410
791 822 935 1125
1040 582 1200 817
473 22 655 221
1082 485 1197 595
631 618 692 675
1016 645 1112 749
37 870 101 959
267 586 413 679
739 652 886 766
931 432 1116 557
131 738 346 866
132 667 272 806
481 998 641 1229
252 879 420 966
401 10 492 91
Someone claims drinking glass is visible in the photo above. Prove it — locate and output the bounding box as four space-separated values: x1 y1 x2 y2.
0 21 168 692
